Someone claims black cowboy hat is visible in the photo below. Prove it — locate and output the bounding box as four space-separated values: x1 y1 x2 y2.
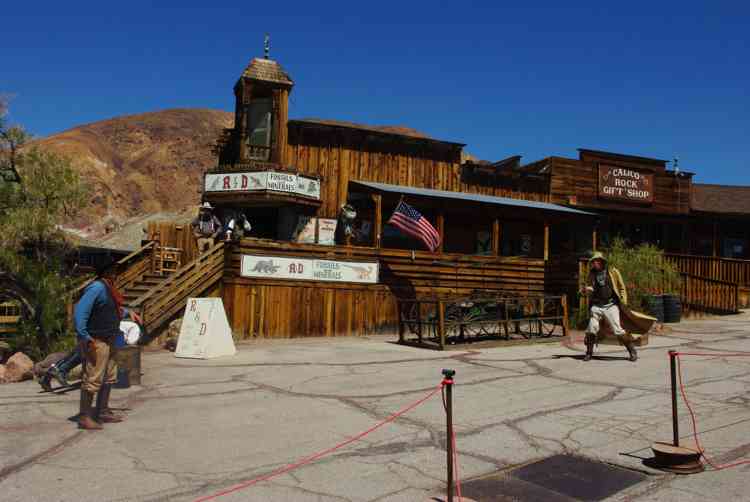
95 253 119 277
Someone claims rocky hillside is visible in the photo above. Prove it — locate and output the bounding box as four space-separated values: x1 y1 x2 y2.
36 108 233 232
37 109 441 237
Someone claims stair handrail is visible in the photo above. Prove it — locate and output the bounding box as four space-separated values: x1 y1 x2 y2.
130 241 225 325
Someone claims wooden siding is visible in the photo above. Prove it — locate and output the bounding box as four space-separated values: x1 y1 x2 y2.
223 238 546 338
547 157 691 215
282 128 549 219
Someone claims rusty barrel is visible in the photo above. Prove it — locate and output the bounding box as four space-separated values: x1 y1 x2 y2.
113 345 142 387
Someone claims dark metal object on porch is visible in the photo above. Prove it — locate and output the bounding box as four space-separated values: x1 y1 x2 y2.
459 454 646 501
397 293 569 350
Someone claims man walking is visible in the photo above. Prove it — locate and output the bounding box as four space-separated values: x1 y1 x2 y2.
74 256 137 429
582 252 638 362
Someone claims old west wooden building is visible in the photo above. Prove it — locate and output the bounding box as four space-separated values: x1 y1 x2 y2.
187 53 601 338
133 50 749 339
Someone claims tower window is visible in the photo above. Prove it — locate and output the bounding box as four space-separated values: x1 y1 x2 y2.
247 98 273 159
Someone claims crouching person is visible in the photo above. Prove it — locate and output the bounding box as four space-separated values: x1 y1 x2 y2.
582 252 638 362
74 256 140 430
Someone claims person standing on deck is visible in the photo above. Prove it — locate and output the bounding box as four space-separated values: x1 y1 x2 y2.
192 202 222 253
74 256 139 429
581 252 638 362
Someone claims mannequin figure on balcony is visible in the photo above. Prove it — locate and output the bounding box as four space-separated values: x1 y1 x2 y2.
192 202 222 253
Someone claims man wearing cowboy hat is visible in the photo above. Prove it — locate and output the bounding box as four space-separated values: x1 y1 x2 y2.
192 202 222 253
582 251 638 362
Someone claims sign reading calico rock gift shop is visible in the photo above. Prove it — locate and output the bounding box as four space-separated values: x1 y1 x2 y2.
204 171 321 200
241 255 379 284
598 165 654 204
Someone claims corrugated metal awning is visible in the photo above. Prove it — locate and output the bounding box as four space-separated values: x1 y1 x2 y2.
351 180 596 216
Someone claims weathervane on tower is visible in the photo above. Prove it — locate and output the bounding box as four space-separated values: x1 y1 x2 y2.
264 34 270 59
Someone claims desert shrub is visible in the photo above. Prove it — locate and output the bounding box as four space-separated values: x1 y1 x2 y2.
0 250 77 360
602 238 680 312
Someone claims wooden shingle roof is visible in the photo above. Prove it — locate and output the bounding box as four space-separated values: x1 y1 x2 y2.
692 183 750 215
241 58 293 86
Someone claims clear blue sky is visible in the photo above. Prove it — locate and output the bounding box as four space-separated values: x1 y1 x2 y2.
2 1 748 185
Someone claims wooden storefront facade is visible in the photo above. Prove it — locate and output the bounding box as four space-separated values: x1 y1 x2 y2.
191 54 596 338
141 51 750 339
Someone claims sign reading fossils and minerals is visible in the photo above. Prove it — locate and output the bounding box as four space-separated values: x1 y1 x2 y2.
204 171 321 200
598 165 654 204
240 255 379 284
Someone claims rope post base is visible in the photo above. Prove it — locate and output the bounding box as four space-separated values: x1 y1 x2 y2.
650 441 704 474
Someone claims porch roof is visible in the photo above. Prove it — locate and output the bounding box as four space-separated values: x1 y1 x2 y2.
350 180 597 216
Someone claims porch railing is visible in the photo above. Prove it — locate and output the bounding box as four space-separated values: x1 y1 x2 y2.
680 273 739 315
666 253 750 287
130 241 226 334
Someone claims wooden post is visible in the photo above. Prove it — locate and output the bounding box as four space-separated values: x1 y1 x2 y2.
492 218 501 256
416 300 423 342
397 302 405 343
438 300 446 350
372 194 382 248
437 213 445 253
543 222 550 261
275 89 289 166
561 294 569 337
592 227 598 252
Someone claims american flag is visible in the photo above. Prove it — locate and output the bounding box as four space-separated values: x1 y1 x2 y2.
387 200 441 251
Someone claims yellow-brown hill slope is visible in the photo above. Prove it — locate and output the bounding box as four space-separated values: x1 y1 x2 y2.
36 108 232 229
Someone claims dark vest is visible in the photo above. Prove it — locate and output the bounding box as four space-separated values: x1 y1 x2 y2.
590 269 615 307
87 281 120 339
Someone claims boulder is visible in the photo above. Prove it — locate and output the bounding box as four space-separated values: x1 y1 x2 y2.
2 352 34 383
0 364 6 382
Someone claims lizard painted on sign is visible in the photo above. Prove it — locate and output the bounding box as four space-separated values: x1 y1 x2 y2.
343 265 374 280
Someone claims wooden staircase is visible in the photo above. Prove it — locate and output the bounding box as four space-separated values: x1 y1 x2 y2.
129 241 226 335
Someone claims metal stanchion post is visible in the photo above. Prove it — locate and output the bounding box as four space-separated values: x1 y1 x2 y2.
669 350 679 447
650 350 703 474
442 368 455 502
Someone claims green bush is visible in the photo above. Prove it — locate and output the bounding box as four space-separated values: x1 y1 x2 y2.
602 238 680 313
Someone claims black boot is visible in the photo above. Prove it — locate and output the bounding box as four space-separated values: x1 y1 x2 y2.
79 390 102 430
48 348 82 388
39 373 53 392
583 334 594 361
625 341 638 362
95 384 123 423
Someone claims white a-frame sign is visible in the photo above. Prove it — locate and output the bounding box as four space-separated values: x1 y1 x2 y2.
175 298 237 359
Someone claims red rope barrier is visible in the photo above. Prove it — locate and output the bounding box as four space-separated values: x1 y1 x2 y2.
674 351 750 357
675 353 750 470
195 383 446 502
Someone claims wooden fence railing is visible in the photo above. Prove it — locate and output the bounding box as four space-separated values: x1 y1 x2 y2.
666 254 750 287
680 273 739 315
131 241 225 334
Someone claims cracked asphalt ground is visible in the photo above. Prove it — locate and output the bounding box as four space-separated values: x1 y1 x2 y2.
2 313 750 502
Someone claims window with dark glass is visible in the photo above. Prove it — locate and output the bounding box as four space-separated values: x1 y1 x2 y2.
246 98 273 160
